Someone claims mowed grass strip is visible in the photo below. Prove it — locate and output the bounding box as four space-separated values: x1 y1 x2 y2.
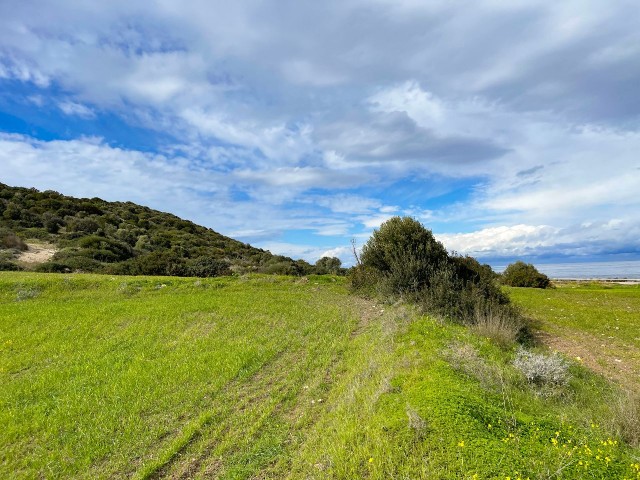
507 283 640 388
0 273 358 479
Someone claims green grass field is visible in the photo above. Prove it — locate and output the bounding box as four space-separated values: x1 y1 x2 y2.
2 273 639 479
507 282 640 391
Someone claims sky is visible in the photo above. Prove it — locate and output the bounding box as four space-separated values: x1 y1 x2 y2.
1 0 639 266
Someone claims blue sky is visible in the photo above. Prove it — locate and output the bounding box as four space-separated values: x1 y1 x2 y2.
1 1 639 266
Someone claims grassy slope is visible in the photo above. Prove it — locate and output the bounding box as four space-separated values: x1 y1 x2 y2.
2 273 639 479
507 283 640 390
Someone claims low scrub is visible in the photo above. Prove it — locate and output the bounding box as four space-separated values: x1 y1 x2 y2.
513 347 569 387
1 230 27 251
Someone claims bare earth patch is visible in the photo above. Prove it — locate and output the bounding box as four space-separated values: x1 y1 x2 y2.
537 328 640 393
16 244 57 264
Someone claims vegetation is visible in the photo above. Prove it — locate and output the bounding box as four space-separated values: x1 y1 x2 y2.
508 282 640 447
507 282 640 391
501 260 551 288
352 217 521 341
0 183 323 276
315 256 343 275
1 272 639 478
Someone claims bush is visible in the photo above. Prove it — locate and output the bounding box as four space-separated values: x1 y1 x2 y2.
355 217 526 332
513 347 569 386
0 260 22 271
77 236 133 262
360 216 448 294
501 261 550 288
1 231 28 251
315 256 342 275
187 257 231 277
35 262 71 273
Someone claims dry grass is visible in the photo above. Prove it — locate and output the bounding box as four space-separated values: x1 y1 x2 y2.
443 341 499 390
471 308 523 349
406 404 427 438
609 390 640 447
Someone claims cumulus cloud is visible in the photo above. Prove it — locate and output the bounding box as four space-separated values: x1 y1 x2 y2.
438 219 640 260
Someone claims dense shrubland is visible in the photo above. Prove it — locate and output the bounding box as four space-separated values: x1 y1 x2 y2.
0 183 343 277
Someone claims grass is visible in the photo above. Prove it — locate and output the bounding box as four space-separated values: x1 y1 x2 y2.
2 272 639 478
506 282 640 391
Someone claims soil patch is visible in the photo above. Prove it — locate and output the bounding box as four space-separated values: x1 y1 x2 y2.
16 243 57 264
537 328 640 393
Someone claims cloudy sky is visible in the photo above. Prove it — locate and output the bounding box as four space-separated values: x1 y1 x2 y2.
1 1 639 266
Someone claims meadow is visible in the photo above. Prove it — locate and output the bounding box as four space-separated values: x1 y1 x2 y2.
507 282 640 391
2 272 640 479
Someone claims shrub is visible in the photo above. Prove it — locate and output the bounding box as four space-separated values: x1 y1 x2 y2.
315 256 342 275
77 236 133 262
187 257 231 277
127 251 188 276
356 217 527 332
513 347 569 386
66 217 101 234
348 265 380 298
1 231 28 251
501 261 550 288
0 260 22 271
35 262 71 273
44 216 64 233
360 216 448 294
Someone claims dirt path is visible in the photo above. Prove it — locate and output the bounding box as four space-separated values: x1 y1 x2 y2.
16 244 57 264
537 327 640 393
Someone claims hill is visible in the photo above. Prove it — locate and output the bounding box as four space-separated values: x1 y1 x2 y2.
0 182 314 276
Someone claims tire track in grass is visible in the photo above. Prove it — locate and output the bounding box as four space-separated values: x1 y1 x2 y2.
141 292 377 479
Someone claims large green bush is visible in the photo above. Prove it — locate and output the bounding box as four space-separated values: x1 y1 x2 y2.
353 217 525 333
501 261 550 288
360 216 448 294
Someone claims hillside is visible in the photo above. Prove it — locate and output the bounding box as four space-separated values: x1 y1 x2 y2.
0 183 314 276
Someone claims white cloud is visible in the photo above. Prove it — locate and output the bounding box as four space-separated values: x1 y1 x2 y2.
58 101 95 118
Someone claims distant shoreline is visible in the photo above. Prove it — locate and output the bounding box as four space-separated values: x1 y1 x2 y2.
491 260 640 281
552 278 640 284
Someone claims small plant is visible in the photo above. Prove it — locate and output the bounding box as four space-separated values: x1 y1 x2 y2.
471 307 523 349
608 390 640 447
15 287 41 301
513 347 569 386
444 341 499 390
406 404 427 438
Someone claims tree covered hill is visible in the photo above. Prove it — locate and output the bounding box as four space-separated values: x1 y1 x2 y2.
0 182 315 276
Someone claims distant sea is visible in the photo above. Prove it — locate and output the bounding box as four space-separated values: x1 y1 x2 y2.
492 260 640 280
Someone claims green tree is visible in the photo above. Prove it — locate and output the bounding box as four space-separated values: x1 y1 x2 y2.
315 256 342 275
